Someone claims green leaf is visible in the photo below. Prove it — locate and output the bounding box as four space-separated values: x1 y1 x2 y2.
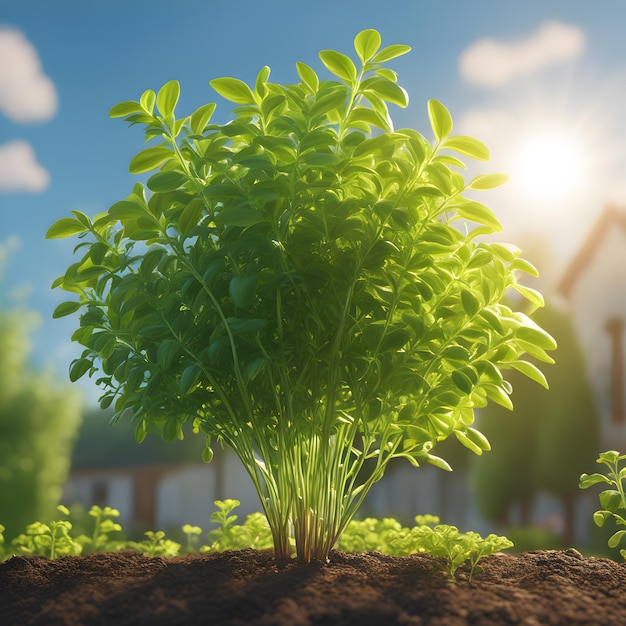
452 370 473 394
354 29 381 64
229 276 256 308
210 77 255 104
156 80 180 117
108 200 146 220
319 49 357 83
216 206 267 228
516 319 557 351
469 174 508 190
46 218 88 239
461 289 480 317
592 510 610 527
69 358 92 382
190 102 216 135
202 446 214 463
296 62 319 93
140 89 156 113
362 77 408 107
178 197 204 236
579 473 611 489
600 489 623 511
428 100 453 141
147 171 188 193
109 100 143 118
484 384 513 410
53 301 81 318
510 258 539 277
180 364 201 395
443 136 490 160
609 530 626 549
510 360 549 389
129 146 172 174
455 430 483 455
157 339 180 370
511 283 545 308
426 454 453 472
372 44 411 63
454 201 502 232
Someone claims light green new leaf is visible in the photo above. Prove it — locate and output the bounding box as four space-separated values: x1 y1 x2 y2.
190 102 216 135
140 89 156 113
109 100 144 118
455 430 483 455
210 77 256 104
516 316 557 351
354 29 381 64
511 283 545 308
510 257 539 277
454 201 502 232
46 218 88 239
428 99 453 141
156 80 180 117
579 473 611 489
129 146 172 174
469 173 508 190
363 77 408 107
319 50 357 83
296 62 319 93
510 360 549 389
372 44 411 63
443 136 490 160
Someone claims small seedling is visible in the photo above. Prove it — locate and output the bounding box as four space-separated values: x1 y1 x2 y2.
182 524 203 554
10 505 82 559
580 450 626 558
128 530 181 557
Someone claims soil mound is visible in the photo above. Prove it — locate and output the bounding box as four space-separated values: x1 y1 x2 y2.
2 548 626 625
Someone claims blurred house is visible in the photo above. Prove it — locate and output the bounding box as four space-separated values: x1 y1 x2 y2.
558 205 626 452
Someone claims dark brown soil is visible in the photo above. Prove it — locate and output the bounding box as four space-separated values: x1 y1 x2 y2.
1 548 626 625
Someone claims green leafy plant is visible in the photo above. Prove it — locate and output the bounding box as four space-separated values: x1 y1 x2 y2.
579 450 626 558
392 517 512 581
10 505 82 559
0 500 511 580
201 498 274 552
338 513 511 580
182 523 203 554
46 29 554 562
75 505 125 554
127 530 181 557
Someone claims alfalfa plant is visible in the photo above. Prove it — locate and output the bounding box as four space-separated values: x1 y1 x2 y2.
580 450 626 558
47 29 555 562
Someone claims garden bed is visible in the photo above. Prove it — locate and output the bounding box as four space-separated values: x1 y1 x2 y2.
2 548 626 625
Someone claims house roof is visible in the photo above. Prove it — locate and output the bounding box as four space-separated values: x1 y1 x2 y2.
558 205 626 299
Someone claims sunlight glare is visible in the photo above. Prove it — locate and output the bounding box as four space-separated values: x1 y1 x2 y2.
513 129 588 202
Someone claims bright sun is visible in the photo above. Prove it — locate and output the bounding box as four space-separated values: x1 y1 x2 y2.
513 129 588 202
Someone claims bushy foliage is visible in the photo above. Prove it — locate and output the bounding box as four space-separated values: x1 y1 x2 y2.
47 29 553 561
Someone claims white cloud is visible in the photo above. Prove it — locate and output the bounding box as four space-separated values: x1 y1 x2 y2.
460 21 586 87
0 140 49 192
0 28 57 122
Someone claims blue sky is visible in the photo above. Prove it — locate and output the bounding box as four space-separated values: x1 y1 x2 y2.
2 0 626 405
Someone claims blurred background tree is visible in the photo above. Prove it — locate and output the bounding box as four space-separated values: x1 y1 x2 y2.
471 303 600 546
0 307 82 540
